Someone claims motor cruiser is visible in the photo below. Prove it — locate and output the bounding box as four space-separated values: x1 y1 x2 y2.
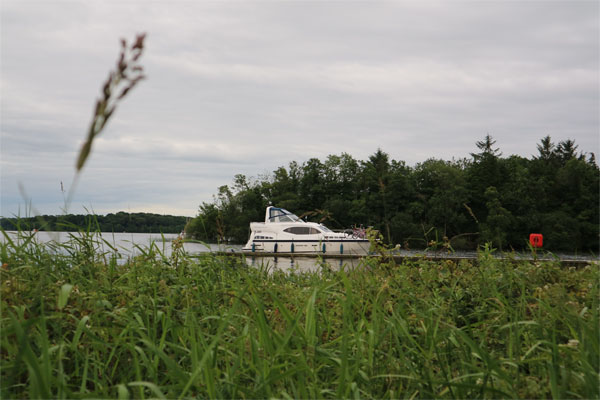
242 206 371 255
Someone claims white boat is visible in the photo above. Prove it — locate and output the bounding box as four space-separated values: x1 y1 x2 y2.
242 206 371 255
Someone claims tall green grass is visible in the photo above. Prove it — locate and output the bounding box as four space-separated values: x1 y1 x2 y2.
1 229 598 398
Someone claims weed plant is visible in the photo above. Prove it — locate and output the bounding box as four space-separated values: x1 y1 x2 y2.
1 228 598 399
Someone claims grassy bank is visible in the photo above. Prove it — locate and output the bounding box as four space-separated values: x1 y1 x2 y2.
1 231 598 398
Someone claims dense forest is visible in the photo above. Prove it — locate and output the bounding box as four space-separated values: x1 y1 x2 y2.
0 212 188 234
185 135 599 252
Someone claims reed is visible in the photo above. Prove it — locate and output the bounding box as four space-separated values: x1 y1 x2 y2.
1 229 598 398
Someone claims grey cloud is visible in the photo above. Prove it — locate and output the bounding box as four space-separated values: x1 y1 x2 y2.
1 1 597 217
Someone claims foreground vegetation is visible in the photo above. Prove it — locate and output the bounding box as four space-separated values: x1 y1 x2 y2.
1 229 598 399
186 135 599 253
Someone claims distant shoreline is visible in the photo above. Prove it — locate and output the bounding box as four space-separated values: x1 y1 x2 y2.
0 212 190 234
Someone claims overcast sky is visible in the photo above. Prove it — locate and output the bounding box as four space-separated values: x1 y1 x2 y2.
1 1 598 218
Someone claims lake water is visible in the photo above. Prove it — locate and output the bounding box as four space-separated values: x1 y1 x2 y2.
245 254 367 273
2 231 596 272
1 230 239 258
0 231 356 272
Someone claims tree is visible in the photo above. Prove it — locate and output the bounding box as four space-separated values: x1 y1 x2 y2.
498 156 539 246
480 186 513 249
412 159 469 244
268 166 300 212
467 134 504 222
185 203 220 241
361 149 393 242
536 135 556 161
471 134 501 161
298 158 325 212
322 153 360 227
556 139 580 165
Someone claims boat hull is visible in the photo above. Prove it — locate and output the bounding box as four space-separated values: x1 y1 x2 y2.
242 239 370 255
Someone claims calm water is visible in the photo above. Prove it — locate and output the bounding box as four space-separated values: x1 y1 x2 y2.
1 231 366 272
2 231 596 272
1 231 240 258
245 255 367 273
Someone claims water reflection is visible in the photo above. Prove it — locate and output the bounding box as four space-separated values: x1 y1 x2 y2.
244 256 365 274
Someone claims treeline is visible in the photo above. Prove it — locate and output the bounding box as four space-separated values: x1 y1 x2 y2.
0 212 188 234
186 135 599 252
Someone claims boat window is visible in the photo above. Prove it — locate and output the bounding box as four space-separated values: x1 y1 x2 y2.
283 226 323 235
284 226 311 235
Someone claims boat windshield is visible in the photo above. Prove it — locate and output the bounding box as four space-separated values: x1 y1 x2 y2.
318 224 333 233
268 207 302 223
